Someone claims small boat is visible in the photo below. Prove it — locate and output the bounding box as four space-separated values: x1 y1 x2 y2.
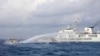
4 38 19 45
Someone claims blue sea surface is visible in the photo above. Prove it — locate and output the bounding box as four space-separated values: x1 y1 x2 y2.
0 40 100 56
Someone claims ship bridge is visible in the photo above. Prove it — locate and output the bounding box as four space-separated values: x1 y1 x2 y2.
59 26 76 34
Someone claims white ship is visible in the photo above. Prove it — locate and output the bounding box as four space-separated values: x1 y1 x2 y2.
51 17 100 42
20 25 100 43
19 18 100 43
55 25 100 42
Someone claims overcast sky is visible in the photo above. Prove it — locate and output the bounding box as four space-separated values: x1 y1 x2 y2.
0 0 100 39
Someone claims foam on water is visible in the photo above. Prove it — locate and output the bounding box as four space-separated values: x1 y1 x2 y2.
19 32 58 43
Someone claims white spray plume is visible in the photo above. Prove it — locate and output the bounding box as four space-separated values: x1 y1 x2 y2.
19 32 58 43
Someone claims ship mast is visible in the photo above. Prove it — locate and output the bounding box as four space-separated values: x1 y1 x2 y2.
73 17 80 31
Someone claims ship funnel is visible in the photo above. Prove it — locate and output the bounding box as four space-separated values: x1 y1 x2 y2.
85 27 93 34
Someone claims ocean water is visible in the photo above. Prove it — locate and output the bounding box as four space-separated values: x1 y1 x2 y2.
0 40 100 56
